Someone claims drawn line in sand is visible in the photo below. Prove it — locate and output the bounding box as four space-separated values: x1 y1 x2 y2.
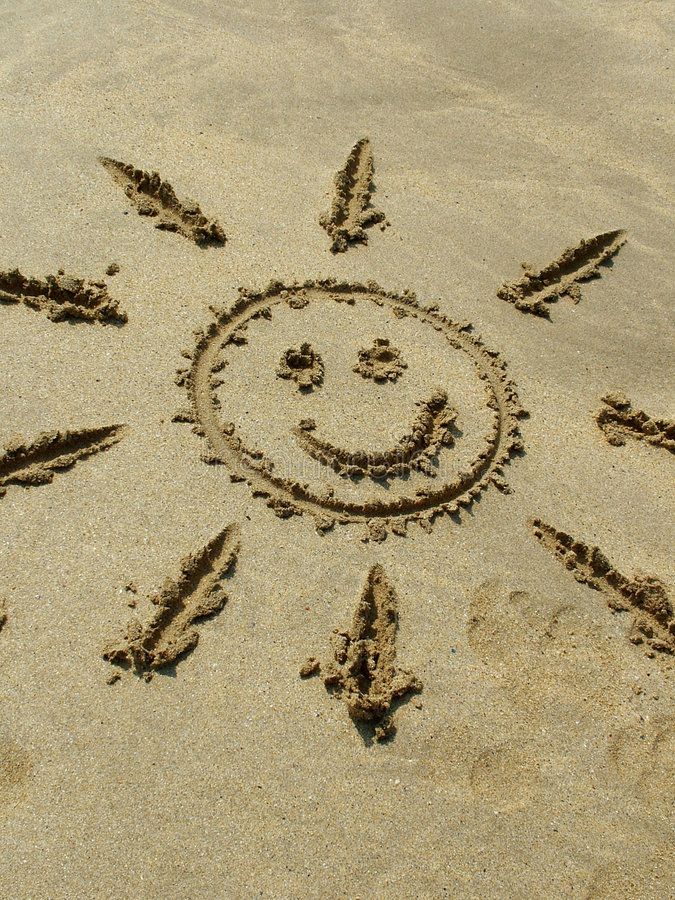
301 565 422 742
531 519 674 656
103 525 240 678
175 280 526 541
0 269 126 324
0 598 6 631
293 390 457 479
596 394 674 454
0 425 127 499
99 157 226 246
498 230 626 317
320 138 387 253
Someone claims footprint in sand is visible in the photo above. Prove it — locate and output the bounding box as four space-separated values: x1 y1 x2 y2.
0 737 33 813
607 714 674 812
469 744 542 812
467 576 583 703
584 856 671 900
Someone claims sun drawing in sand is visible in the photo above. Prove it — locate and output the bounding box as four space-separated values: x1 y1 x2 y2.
2 138 672 741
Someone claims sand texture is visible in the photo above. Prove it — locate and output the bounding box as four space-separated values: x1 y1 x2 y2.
531 519 674 657
0 1 673 897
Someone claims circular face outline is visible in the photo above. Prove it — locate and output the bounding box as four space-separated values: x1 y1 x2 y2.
176 280 526 539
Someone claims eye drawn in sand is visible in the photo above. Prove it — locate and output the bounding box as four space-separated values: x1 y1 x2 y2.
0 598 6 631
99 157 226 246
319 138 387 252
353 338 407 383
175 280 526 541
498 229 626 317
0 269 126 324
301 564 422 742
531 519 674 656
103 525 239 679
0 425 127 499
276 343 324 390
596 393 674 453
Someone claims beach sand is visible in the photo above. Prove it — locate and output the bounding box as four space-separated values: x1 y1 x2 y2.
0 1 673 896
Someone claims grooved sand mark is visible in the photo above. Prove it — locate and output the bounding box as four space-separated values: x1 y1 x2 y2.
294 390 457 479
320 139 386 252
99 157 225 246
301 565 422 741
498 230 626 317
0 269 126 324
0 425 126 498
596 394 674 453
531 519 674 656
103 525 239 677
176 280 526 539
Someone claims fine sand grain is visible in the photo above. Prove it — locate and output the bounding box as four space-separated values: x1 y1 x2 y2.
0 1 673 897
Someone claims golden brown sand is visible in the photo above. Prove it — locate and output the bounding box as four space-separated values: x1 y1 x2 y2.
0 1 673 897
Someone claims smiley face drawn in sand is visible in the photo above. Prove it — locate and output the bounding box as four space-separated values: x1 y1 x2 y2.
176 280 526 540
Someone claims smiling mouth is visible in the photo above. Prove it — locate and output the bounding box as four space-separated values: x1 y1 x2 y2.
292 390 458 479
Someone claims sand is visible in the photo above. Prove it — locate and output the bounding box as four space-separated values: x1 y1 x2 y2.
0 1 673 897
